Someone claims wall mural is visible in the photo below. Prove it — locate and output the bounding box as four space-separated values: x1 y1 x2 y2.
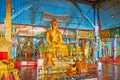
100 30 110 39
33 27 47 37
16 25 32 36
89 31 94 39
110 28 120 38
63 29 76 38
1 23 120 39
76 30 94 39
99 28 120 39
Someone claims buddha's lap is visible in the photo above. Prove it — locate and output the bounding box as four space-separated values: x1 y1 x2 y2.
47 46 69 57
50 43 68 48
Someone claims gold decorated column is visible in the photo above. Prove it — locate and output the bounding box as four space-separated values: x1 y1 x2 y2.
6 0 12 41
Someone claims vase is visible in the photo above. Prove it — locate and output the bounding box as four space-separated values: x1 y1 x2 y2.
45 52 54 66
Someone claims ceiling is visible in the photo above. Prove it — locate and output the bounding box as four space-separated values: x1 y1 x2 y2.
0 0 120 30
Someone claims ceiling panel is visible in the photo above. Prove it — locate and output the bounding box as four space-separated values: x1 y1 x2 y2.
0 0 120 30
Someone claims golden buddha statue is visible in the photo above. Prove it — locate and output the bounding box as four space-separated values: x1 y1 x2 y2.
45 18 69 58
0 38 20 80
46 18 67 49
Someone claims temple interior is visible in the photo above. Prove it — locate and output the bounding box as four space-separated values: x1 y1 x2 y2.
0 0 120 80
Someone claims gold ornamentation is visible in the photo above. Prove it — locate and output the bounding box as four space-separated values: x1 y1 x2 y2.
45 18 69 57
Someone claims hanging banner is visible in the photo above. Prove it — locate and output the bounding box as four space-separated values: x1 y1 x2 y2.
42 12 69 22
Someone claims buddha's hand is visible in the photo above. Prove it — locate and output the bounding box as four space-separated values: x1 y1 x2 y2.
48 42 51 45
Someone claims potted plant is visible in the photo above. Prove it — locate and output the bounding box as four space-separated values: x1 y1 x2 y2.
44 44 54 66
38 39 45 58
44 44 49 52
68 44 75 61
38 43 44 58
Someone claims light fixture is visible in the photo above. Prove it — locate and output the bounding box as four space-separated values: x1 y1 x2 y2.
111 14 115 18
11 8 15 12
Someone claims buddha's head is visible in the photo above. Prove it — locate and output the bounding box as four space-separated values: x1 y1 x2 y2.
50 18 58 30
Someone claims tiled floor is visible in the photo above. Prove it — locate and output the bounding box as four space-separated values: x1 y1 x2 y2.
98 63 120 80
17 63 120 80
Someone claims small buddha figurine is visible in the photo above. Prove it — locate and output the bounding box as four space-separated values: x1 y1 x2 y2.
46 18 67 49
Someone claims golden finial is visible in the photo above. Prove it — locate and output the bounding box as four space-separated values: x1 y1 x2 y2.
51 18 58 23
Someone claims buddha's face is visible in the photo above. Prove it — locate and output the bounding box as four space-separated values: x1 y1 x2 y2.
52 21 58 30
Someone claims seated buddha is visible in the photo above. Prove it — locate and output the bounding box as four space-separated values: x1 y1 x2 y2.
46 18 68 49
45 18 68 58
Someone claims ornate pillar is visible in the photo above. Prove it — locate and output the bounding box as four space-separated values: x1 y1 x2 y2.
6 0 12 41
94 3 100 60
113 37 117 59
5 0 12 59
